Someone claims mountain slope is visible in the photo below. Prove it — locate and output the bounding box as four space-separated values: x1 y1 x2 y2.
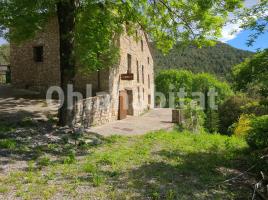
152 42 254 79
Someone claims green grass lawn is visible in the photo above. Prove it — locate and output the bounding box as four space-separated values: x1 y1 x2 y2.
0 130 254 200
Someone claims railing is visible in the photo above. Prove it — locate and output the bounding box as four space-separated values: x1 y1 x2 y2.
0 65 11 84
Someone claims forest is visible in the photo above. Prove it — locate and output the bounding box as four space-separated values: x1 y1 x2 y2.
153 42 254 80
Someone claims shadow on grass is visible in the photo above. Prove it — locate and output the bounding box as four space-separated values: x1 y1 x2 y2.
115 149 251 199
0 118 108 170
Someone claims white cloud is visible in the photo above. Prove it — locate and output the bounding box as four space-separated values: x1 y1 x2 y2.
219 0 260 42
220 22 243 42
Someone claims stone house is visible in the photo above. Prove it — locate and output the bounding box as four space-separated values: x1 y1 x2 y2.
10 18 154 127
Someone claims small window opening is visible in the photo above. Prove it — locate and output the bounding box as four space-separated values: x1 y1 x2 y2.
127 54 132 73
137 60 139 83
33 46 44 62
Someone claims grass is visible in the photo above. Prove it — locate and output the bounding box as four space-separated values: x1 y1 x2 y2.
0 130 256 199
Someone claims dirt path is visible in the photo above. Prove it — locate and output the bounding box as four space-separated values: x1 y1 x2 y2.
0 85 57 123
88 108 174 136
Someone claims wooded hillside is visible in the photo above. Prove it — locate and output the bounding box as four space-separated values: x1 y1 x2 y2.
152 42 254 79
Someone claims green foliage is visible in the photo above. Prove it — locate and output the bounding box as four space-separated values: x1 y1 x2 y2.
0 0 245 71
155 70 193 103
219 95 268 135
37 155 51 167
233 114 252 138
219 95 249 135
177 100 206 133
0 139 16 150
153 42 253 79
235 0 268 46
156 70 232 133
246 115 268 150
232 49 268 97
192 73 233 104
156 70 233 106
63 150 76 164
0 44 9 64
0 130 255 199
205 109 220 133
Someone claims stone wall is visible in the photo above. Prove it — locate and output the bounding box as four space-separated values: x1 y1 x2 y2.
10 17 61 93
74 94 113 127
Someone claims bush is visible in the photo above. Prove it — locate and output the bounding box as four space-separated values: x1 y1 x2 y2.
155 70 233 108
219 95 268 135
246 115 268 150
205 109 220 133
232 49 268 97
219 95 249 135
192 73 233 105
176 99 205 133
233 114 252 138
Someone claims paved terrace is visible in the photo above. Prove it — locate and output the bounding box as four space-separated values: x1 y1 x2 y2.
88 108 174 136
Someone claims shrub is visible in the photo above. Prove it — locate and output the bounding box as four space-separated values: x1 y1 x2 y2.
246 115 268 149
219 95 249 135
177 99 205 133
155 70 233 108
192 73 233 105
232 49 268 97
205 109 220 133
219 95 268 135
155 70 193 107
233 114 252 138
0 139 16 150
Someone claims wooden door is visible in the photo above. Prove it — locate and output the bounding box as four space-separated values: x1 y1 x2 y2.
127 90 134 116
119 90 127 120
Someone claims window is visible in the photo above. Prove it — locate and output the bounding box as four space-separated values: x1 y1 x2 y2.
148 75 150 89
127 54 132 73
33 46 44 62
137 60 139 83
143 88 145 100
142 65 144 84
138 87 140 103
148 95 151 105
148 57 150 64
141 40 144 51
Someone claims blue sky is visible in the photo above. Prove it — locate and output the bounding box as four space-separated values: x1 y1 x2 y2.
226 30 268 52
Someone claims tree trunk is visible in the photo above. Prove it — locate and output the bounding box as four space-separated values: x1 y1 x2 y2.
57 0 76 126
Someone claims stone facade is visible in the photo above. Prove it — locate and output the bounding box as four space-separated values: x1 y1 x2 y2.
10 19 61 92
10 18 155 127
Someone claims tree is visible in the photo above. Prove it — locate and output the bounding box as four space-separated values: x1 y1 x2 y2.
0 0 244 126
232 49 268 97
